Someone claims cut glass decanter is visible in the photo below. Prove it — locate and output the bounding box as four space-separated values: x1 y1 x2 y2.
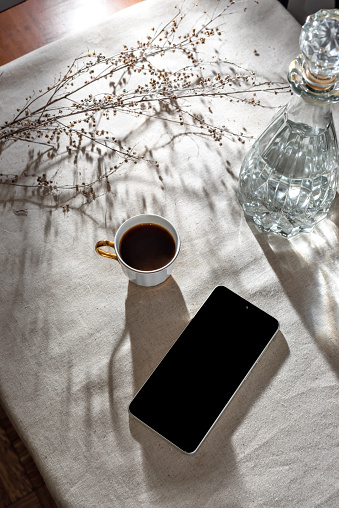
237 9 339 238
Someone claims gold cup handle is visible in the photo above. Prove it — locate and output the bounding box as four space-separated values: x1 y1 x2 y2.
95 240 118 261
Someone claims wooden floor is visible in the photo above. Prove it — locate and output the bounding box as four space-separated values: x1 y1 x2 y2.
0 2 142 506
0 403 57 507
0 0 143 65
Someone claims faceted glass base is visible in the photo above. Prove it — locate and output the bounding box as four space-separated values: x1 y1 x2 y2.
239 204 328 238
237 102 339 239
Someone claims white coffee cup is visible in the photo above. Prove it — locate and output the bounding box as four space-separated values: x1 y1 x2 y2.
95 214 180 287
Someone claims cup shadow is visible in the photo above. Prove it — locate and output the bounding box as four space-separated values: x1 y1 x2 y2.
125 277 190 394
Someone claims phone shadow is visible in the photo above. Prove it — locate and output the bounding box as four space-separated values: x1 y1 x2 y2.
126 279 289 505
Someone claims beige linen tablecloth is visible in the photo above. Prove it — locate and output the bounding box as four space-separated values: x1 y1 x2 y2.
0 0 338 506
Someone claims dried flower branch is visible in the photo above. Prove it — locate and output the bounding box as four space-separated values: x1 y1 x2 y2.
0 0 289 199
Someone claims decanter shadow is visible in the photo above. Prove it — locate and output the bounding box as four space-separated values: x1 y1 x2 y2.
247 197 339 379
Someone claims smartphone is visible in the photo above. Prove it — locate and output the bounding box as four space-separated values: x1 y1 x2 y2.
129 286 279 454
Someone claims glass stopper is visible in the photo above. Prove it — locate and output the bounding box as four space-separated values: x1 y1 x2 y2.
299 9 339 86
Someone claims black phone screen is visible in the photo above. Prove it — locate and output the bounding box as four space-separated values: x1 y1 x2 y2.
129 286 279 454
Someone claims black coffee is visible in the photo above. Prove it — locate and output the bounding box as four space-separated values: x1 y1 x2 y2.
119 223 176 271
